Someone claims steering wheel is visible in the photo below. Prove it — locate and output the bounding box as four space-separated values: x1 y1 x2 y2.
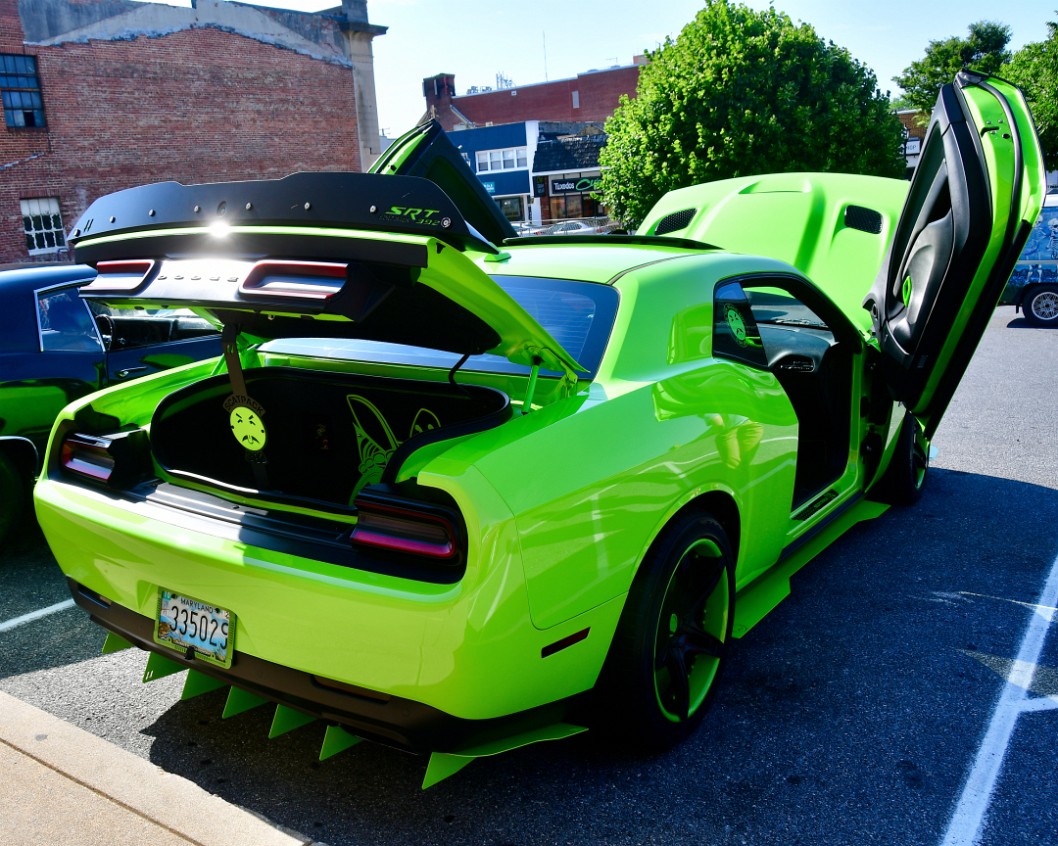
95 313 115 346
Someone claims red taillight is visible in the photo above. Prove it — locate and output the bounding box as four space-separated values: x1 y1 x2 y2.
351 497 461 562
86 259 155 292
59 430 150 488
239 260 347 301
61 434 115 482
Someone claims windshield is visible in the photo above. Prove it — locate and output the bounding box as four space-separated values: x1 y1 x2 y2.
261 275 617 379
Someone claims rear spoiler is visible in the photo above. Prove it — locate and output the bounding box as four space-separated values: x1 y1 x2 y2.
371 121 517 246
68 172 501 264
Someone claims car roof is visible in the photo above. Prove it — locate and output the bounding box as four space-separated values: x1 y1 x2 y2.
0 264 96 353
0 263 95 294
492 238 716 284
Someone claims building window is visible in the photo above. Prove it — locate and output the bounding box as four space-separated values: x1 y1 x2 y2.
495 196 525 222
476 146 528 173
572 90 580 110
22 198 65 255
2 54 45 128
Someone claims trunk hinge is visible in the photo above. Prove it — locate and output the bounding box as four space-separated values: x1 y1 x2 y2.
521 359 541 414
520 351 580 412
221 324 269 489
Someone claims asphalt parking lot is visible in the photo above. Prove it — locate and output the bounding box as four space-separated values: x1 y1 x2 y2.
1 307 1055 846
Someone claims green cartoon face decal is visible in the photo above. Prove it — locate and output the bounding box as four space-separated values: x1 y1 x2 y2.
723 304 748 347
229 405 267 451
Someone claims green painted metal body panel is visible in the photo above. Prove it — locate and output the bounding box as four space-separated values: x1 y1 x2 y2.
638 172 910 334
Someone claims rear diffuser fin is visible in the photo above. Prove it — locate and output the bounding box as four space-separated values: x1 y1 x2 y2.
320 725 362 761
181 669 226 701
222 686 269 718
143 651 185 682
269 705 316 739
131 652 585 788
101 632 133 654
421 722 587 790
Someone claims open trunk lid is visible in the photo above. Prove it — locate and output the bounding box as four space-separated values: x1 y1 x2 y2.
68 172 583 379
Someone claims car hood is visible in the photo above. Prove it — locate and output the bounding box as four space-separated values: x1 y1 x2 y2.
69 173 584 378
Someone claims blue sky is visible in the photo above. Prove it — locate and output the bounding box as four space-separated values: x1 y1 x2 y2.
140 1 1056 135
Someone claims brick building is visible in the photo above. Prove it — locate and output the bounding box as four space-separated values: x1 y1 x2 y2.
422 60 644 131
0 0 385 264
420 62 643 228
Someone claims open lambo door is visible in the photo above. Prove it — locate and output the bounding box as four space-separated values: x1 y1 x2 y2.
867 71 1045 438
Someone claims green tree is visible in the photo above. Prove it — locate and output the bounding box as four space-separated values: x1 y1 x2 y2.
597 0 905 226
893 21 1011 113
1006 15 1058 171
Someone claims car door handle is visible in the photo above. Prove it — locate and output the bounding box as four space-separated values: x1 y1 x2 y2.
115 366 148 378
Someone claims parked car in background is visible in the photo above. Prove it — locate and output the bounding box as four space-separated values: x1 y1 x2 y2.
512 222 548 236
541 219 600 235
0 263 221 547
33 75 1044 788
1000 188 1058 326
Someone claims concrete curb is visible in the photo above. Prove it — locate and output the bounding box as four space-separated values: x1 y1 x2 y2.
0 691 315 846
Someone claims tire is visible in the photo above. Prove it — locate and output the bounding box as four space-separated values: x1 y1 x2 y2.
877 412 928 506
1022 284 1058 328
0 452 28 550
594 513 735 751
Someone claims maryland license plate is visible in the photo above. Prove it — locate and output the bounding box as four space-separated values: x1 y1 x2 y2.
155 589 233 668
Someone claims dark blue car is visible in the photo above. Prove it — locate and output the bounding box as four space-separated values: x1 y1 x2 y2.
1000 188 1058 326
0 263 221 547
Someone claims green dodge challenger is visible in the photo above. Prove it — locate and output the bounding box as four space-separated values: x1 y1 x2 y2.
33 73 1044 787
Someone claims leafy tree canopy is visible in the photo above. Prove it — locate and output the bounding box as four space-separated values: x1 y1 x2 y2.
597 0 905 226
1005 16 1058 171
893 21 1011 113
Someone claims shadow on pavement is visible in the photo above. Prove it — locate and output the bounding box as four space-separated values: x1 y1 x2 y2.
0 525 103 680
131 468 1058 846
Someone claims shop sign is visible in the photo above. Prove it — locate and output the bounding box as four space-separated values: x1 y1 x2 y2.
550 176 602 194
482 181 496 195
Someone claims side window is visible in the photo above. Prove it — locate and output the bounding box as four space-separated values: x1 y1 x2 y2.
87 302 219 350
713 281 768 369
743 286 832 338
37 288 103 352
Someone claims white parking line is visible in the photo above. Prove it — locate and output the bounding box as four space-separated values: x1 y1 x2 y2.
0 599 75 633
940 549 1058 846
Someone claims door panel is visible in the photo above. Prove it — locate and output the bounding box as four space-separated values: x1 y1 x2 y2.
105 334 222 384
867 72 1045 438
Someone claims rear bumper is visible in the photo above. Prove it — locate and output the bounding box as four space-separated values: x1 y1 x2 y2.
67 578 571 753
35 476 621 737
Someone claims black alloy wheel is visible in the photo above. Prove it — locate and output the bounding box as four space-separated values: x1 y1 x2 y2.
594 512 735 750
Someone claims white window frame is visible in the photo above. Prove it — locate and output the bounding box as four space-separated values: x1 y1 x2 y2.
476 146 528 173
21 197 65 255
